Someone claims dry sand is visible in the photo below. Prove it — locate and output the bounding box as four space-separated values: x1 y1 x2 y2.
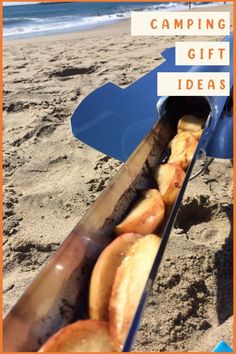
3 4 233 352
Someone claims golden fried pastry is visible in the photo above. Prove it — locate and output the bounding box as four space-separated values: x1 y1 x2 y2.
89 233 143 321
168 132 198 170
155 163 186 205
177 114 205 140
115 189 165 236
109 234 161 351
39 320 114 352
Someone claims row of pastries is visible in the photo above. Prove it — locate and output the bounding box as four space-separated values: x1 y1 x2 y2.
39 115 205 352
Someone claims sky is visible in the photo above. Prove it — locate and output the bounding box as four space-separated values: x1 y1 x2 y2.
3 2 38 5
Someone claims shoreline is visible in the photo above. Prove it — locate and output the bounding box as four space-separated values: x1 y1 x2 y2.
3 3 232 45
3 18 130 45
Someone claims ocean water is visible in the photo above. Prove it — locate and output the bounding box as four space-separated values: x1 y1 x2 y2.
3 2 226 40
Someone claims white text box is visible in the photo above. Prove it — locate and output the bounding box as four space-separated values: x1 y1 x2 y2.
131 12 230 36
157 72 230 96
175 41 230 66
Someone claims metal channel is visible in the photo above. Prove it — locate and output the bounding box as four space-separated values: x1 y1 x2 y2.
3 97 211 352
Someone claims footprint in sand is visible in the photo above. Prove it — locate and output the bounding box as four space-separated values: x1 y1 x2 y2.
4 241 60 272
5 101 25 113
49 65 97 78
174 195 217 233
36 124 58 139
175 196 232 246
3 186 22 237
12 128 38 147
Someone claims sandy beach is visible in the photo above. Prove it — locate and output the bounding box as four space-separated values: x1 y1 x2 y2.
3 3 233 352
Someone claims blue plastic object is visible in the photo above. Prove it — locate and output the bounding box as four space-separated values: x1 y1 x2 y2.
206 93 233 159
213 340 233 352
71 47 190 161
71 34 233 162
156 34 233 160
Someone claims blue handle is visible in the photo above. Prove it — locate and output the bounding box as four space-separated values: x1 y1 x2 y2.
71 34 233 161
